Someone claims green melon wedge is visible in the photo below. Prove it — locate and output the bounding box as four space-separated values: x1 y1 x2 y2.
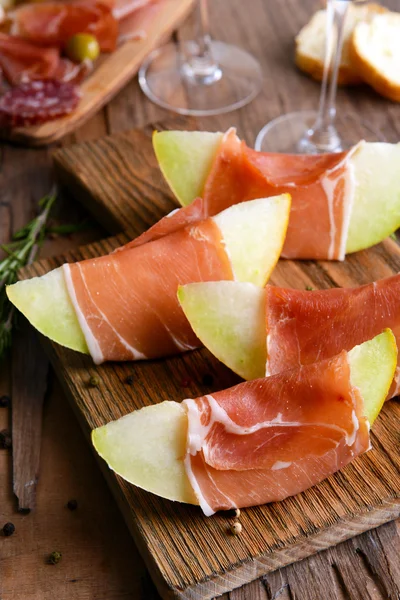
6 267 88 354
154 130 400 254
6 196 290 354
213 195 290 286
153 130 223 207
92 330 397 506
178 281 266 381
346 141 400 253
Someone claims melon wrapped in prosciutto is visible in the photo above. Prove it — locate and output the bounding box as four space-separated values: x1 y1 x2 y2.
178 274 400 402
92 331 397 514
7 196 290 364
153 129 400 261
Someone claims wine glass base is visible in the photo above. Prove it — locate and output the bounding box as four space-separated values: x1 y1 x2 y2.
139 41 262 116
255 110 386 154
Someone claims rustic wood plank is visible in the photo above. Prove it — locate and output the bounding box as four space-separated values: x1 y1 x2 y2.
2 0 195 146
11 319 49 511
53 116 199 237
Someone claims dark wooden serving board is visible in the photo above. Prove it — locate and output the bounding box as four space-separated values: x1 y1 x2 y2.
21 120 400 599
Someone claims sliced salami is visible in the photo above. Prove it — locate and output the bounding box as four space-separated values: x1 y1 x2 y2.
0 79 80 127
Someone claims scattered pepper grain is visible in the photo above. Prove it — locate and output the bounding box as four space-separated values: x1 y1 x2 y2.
224 508 241 518
125 375 134 385
230 521 242 535
0 395 10 408
2 522 15 537
67 499 78 511
0 430 12 450
48 551 62 565
89 375 99 387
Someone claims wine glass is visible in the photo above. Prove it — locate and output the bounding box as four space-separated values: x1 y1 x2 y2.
138 0 262 116
255 0 365 154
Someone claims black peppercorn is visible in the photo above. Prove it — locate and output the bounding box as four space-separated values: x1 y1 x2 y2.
125 375 133 385
0 430 12 450
3 522 15 537
48 551 62 565
0 395 10 408
67 499 78 511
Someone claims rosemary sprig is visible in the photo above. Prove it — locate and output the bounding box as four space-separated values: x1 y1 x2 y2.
0 192 57 361
0 193 92 362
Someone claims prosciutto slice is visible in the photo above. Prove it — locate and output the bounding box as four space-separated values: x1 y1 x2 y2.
202 129 356 260
183 351 369 515
265 274 400 398
0 33 90 85
115 197 208 252
0 33 60 85
10 1 118 52
112 0 153 20
64 217 233 364
117 1 160 44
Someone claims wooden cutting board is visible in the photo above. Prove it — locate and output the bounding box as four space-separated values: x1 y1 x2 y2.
21 120 400 600
3 0 194 147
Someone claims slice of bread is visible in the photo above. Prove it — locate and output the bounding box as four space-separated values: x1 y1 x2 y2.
295 3 387 86
350 12 400 102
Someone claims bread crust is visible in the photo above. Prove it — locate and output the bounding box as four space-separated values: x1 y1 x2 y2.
295 3 387 87
349 17 400 103
295 50 362 86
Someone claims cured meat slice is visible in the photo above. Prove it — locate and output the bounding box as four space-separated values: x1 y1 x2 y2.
112 0 153 21
203 129 355 260
0 33 88 86
10 1 118 52
115 197 208 252
117 1 160 44
183 351 370 514
54 57 93 84
0 79 80 127
266 274 400 397
0 33 59 85
64 218 233 363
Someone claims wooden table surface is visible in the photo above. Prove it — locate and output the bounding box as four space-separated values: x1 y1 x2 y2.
1 1 400 598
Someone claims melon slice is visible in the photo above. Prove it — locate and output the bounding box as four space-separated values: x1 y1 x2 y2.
346 141 400 253
154 130 400 254
7 267 89 354
92 330 397 505
6 196 290 354
214 195 290 286
178 281 266 381
153 130 223 207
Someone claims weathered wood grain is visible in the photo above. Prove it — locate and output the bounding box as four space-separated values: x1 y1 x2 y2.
11 319 49 511
20 235 400 600
2 0 195 146
3 0 400 598
53 116 198 237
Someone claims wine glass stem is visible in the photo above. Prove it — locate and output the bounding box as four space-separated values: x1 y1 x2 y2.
182 0 222 85
307 0 349 151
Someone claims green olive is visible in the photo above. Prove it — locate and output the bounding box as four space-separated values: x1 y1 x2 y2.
65 33 100 63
